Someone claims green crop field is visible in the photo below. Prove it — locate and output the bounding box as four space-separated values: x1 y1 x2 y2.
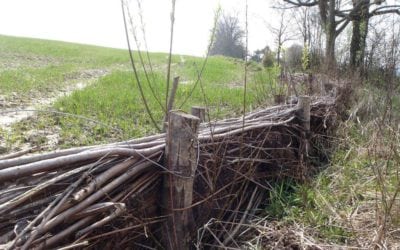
0 35 278 151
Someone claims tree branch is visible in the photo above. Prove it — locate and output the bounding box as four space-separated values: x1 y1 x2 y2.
369 5 400 17
283 0 319 7
335 18 351 36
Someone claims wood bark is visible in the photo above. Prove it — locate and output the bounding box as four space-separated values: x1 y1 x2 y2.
350 0 370 72
297 96 310 132
325 0 337 68
163 111 199 250
163 76 180 131
0 146 163 182
297 96 311 158
191 106 206 122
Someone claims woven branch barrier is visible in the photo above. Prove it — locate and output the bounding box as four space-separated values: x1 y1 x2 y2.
0 96 337 249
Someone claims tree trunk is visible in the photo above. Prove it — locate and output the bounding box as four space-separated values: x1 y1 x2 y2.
325 30 336 68
325 0 336 68
350 0 370 73
277 42 282 66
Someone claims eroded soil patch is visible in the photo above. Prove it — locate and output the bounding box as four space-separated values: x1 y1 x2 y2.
0 69 109 154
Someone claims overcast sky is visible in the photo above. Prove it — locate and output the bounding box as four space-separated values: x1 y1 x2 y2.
0 0 280 57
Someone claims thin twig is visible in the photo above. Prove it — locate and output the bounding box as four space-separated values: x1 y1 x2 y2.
165 0 177 116
126 3 165 112
121 0 161 132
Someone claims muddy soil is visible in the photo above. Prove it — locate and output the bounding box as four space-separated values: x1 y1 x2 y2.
0 69 109 154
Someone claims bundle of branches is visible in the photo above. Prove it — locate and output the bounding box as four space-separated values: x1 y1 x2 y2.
192 97 337 248
0 96 336 249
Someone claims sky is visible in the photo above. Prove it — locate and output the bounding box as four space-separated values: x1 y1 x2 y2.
0 0 280 57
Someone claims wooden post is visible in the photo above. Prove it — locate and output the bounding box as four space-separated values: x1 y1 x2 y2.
274 94 285 104
191 106 206 122
163 76 180 131
163 111 200 250
307 72 313 95
297 96 311 158
297 96 310 132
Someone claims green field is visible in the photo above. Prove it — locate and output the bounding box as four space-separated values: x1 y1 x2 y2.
0 35 276 150
2 35 400 248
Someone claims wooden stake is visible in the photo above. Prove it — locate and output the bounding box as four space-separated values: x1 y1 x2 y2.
274 94 285 104
297 96 310 132
163 76 180 131
163 111 199 250
191 106 206 122
297 96 311 158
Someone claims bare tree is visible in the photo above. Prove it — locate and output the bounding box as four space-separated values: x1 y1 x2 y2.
210 13 246 59
283 0 400 71
291 7 322 49
283 0 350 67
346 0 400 72
364 18 385 74
268 11 296 66
291 6 324 68
292 7 312 47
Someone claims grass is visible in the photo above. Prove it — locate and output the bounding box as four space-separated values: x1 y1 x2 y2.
32 63 263 147
0 35 177 97
0 35 130 66
0 65 77 95
2 34 400 249
262 82 400 248
0 35 277 149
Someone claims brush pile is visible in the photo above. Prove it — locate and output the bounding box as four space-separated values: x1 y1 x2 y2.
0 96 336 249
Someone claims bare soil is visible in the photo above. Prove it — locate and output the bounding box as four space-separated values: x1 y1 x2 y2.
0 69 109 154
